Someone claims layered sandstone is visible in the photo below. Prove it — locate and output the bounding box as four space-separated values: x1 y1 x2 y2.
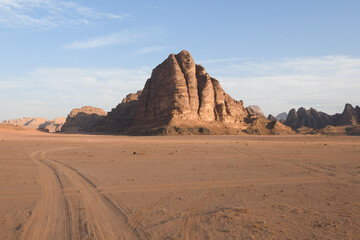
61 106 106 132
93 91 142 133
284 104 360 132
133 50 248 133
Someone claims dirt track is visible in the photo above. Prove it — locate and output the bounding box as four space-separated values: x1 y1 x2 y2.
0 130 360 239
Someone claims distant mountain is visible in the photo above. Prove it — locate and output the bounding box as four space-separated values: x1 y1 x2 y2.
1 117 65 132
246 105 266 118
275 112 287 122
283 104 360 132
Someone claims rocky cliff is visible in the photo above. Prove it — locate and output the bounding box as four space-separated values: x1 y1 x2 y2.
132 50 249 134
88 50 293 135
93 91 142 133
284 104 360 131
61 106 106 132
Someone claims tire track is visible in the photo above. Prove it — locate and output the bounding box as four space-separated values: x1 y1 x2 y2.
21 148 152 240
20 151 73 240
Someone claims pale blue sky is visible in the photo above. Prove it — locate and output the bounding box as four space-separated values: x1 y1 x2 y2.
1 0 359 120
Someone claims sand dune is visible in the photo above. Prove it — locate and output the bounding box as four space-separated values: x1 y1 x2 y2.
0 130 359 239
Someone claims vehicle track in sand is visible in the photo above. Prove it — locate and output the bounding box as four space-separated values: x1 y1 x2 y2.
20 148 152 240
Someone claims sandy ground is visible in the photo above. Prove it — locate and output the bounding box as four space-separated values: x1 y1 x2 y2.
0 129 359 240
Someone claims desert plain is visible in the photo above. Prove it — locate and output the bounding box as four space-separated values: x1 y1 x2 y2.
0 128 359 240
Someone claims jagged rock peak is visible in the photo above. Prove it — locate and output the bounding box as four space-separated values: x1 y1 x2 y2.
275 112 288 122
135 50 248 130
284 107 331 130
267 114 276 121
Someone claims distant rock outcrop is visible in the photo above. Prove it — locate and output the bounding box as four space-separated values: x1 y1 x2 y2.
284 107 331 130
61 106 106 132
246 105 266 118
284 104 360 131
332 103 360 126
275 112 288 122
267 114 276 121
1 117 65 132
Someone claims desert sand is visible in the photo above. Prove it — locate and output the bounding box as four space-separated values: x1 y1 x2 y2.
0 128 359 239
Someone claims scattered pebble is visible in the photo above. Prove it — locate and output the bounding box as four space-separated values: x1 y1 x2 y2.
133 152 136 155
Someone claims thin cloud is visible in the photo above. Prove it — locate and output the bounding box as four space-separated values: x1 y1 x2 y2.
133 46 169 55
64 28 166 50
198 57 250 64
0 0 129 30
0 66 151 120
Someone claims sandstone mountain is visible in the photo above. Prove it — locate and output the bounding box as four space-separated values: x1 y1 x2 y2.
1 117 65 132
267 114 276 122
61 106 106 132
88 50 292 135
246 105 266 118
284 107 331 130
275 112 288 122
93 91 142 133
283 104 360 135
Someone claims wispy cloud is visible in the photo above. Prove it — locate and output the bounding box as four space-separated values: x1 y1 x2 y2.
0 66 151 120
0 0 129 30
198 57 249 64
133 46 169 55
206 56 360 115
64 28 166 50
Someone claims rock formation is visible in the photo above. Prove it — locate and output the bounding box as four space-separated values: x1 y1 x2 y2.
275 112 288 122
1 117 65 132
87 50 294 135
284 104 360 131
267 114 276 121
132 50 249 134
332 103 360 126
61 106 106 132
93 91 142 133
246 105 266 118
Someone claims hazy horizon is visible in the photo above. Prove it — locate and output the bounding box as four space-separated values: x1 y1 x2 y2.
1 0 359 121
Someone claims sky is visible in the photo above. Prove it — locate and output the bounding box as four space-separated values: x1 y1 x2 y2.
0 0 360 121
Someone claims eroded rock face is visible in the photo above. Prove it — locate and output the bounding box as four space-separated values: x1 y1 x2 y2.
247 105 265 118
284 107 331 130
284 103 360 130
333 103 360 126
267 114 276 121
62 106 106 132
93 91 142 133
135 50 248 131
